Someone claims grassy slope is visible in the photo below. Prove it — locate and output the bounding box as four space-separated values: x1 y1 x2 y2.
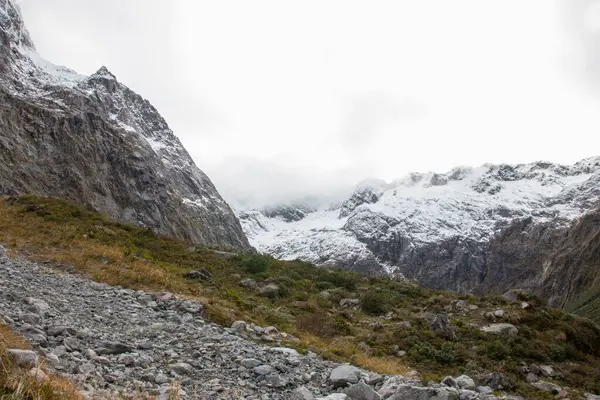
0 195 599 399
569 282 600 328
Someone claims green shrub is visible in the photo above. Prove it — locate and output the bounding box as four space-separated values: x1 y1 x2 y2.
327 288 352 304
479 340 510 360
334 317 353 336
316 281 334 291
238 254 270 274
321 270 360 290
360 290 389 315
410 342 456 365
549 344 567 362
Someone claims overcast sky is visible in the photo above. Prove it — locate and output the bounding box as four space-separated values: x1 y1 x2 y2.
17 0 600 206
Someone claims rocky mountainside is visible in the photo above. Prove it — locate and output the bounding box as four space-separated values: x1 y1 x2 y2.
0 0 250 250
238 158 600 311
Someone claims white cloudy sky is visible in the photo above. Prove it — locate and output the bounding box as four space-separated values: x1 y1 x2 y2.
17 0 600 206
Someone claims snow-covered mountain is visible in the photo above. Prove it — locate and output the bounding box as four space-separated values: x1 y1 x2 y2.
0 0 250 250
238 158 600 302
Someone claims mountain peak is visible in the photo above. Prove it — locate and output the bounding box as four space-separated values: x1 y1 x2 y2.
0 0 34 50
91 66 117 80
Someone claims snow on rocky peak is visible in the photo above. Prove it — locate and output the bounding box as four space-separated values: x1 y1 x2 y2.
237 157 600 275
0 0 34 49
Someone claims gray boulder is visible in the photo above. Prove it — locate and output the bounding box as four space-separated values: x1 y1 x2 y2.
442 376 458 389
252 364 273 376
94 341 132 355
378 376 422 398
340 298 360 308
25 298 50 315
6 349 38 367
425 314 456 340
481 372 514 390
455 375 476 390
259 284 281 298
264 373 287 388
18 313 40 325
458 390 478 400
388 385 459 400
184 269 212 280
329 365 362 387
539 365 554 377
168 362 193 375
344 381 381 400
241 278 258 291
291 386 316 400
480 323 518 336
231 320 247 332
241 358 261 368
531 381 562 394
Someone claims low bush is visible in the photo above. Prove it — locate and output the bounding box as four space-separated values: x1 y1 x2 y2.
238 254 270 274
360 290 389 315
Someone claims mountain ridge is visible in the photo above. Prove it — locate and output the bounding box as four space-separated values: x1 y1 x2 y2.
0 0 251 250
238 156 600 312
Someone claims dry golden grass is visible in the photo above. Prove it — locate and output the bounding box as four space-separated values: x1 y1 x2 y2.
353 354 412 376
0 323 83 400
0 214 183 294
295 332 411 375
0 325 29 351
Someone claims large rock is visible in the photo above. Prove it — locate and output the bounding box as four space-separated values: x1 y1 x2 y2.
455 375 476 390
27 367 47 382
531 381 562 394
388 385 459 400
259 284 281 298
291 386 316 400
539 365 554 378
231 321 248 332
25 298 50 315
344 381 381 400
378 376 422 398
318 395 349 400
184 269 212 281
480 372 514 390
329 365 362 387
340 298 360 308
168 363 193 375
425 313 456 340
94 341 132 355
252 365 273 376
480 323 518 336
6 349 38 367
241 278 258 291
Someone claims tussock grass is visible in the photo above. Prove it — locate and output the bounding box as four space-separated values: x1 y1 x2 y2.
0 324 83 400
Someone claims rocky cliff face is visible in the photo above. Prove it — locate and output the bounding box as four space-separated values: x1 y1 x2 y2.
239 158 600 310
0 0 250 250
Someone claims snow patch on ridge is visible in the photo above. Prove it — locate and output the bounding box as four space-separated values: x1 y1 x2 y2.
238 158 600 273
22 48 86 88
